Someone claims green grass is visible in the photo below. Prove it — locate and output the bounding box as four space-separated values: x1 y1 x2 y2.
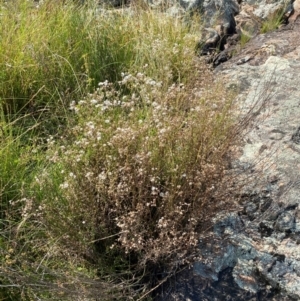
0 1 243 300
239 32 252 48
260 8 286 33
0 0 198 116
0 0 133 115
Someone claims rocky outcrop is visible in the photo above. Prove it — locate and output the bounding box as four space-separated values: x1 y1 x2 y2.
213 19 300 298
157 11 300 301
242 0 288 19
197 0 300 66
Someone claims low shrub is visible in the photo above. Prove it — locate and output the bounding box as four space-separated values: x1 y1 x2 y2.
29 66 238 299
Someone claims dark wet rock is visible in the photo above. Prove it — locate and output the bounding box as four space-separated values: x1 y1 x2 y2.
259 221 274 237
98 0 130 7
291 127 300 144
199 27 223 55
284 202 298 211
240 192 273 221
206 32 241 66
191 209 300 297
155 266 293 301
194 235 238 280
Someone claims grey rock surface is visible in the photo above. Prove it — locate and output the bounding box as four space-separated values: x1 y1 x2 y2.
243 0 288 19
157 14 300 301
192 17 300 299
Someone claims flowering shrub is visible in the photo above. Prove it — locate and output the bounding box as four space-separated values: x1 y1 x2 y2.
31 66 238 296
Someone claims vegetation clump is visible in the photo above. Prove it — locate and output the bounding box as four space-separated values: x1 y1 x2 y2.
260 7 286 33
0 1 241 300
